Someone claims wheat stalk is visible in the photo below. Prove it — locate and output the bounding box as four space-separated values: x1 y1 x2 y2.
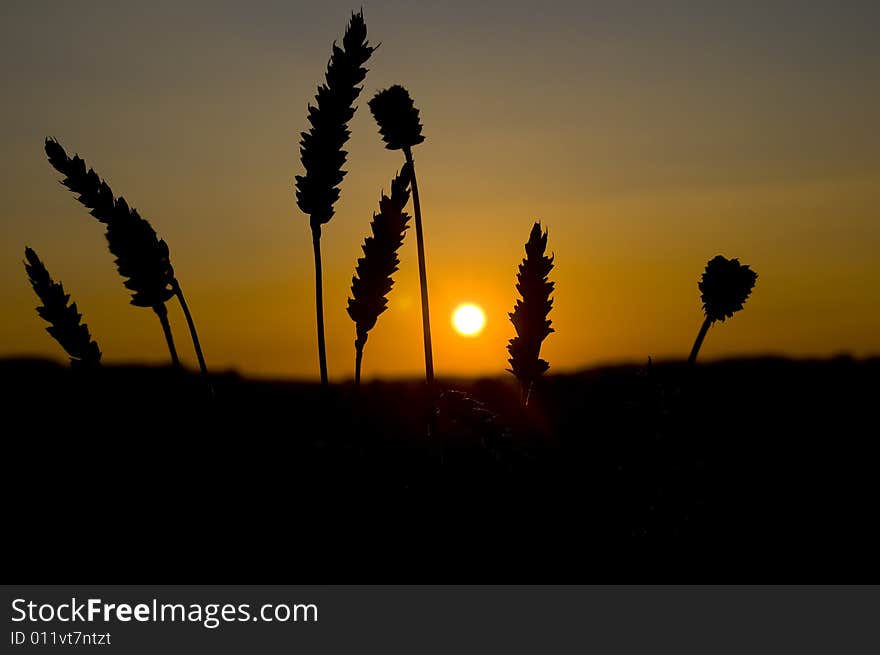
295 10 374 385
347 164 412 384
507 222 555 405
44 138 209 380
24 246 101 368
44 138 178 365
368 85 434 387
689 255 758 365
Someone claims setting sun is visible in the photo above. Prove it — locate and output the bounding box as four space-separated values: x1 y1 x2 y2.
452 303 486 337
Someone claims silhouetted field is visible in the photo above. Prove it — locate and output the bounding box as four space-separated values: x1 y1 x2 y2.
5 356 878 582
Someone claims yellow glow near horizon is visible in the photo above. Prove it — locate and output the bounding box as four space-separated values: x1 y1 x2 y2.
452 304 486 337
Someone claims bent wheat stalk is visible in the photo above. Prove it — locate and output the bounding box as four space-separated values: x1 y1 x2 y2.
44 138 209 377
24 246 102 368
508 222 555 405
45 138 178 366
170 279 208 377
295 10 374 385
347 165 412 384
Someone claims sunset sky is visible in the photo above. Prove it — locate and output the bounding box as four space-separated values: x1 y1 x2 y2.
2 1 878 379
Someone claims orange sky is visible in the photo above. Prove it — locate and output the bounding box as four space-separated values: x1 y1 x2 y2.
2 1 879 379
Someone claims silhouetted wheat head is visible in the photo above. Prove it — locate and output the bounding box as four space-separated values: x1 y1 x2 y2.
295 10 374 385
24 247 101 368
368 85 425 152
347 164 412 384
45 139 175 310
44 138 209 377
508 222 555 404
369 85 435 390
689 255 758 365
296 10 374 234
700 256 758 322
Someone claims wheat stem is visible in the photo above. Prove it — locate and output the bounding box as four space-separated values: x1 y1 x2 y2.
688 316 712 366
172 280 213 396
171 280 208 376
154 303 180 367
404 147 434 387
354 341 364 385
312 227 329 385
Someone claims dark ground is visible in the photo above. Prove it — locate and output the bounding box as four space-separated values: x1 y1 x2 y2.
3 356 879 582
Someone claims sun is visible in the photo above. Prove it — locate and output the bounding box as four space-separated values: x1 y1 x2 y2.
452 303 486 337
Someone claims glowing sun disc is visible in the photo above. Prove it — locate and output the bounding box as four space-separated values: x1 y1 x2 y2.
452 303 486 337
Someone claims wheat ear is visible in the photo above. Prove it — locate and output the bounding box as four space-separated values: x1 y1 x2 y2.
24 246 101 368
368 85 433 387
347 164 412 384
295 10 374 385
508 222 555 405
45 138 209 378
689 255 758 365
